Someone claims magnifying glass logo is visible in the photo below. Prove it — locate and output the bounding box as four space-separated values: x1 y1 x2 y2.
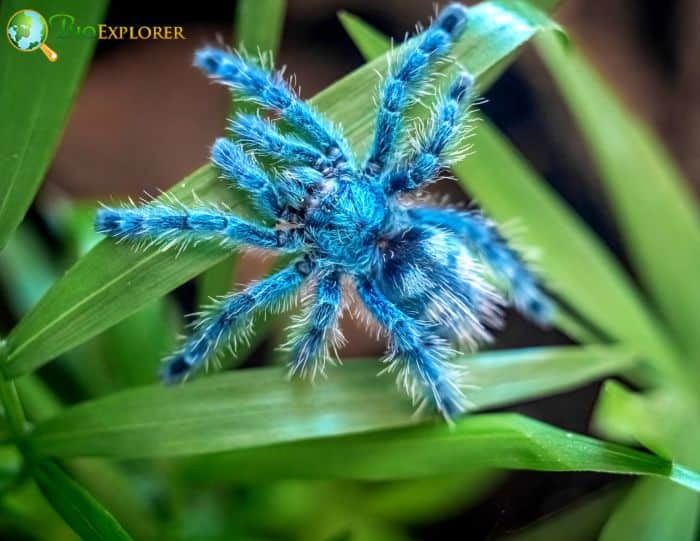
6 9 58 62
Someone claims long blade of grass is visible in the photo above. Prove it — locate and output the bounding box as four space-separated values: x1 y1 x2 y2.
593 381 700 540
17 376 159 540
0 224 56 315
0 0 108 250
340 8 679 380
179 414 698 491
235 0 286 53
535 32 700 367
32 460 134 541
498 485 624 541
29 345 634 458
4 0 562 378
593 380 674 459
363 471 505 526
599 478 699 541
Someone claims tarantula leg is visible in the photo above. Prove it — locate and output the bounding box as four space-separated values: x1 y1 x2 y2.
286 270 344 378
162 257 314 383
355 276 468 420
383 71 474 194
410 207 554 324
229 114 332 173
194 47 354 172
211 137 286 219
95 205 302 252
364 3 469 176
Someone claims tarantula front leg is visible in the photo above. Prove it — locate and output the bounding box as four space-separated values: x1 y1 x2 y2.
364 3 469 175
286 270 344 378
95 205 302 252
383 71 474 194
211 137 287 219
229 114 333 173
355 276 467 420
163 257 314 382
409 207 554 324
195 47 354 173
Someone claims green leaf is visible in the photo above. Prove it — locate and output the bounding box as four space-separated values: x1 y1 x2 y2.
28 346 634 458
0 0 108 251
32 460 134 541
599 478 699 541
338 11 389 60
364 471 505 526
235 0 286 53
593 380 675 459
593 384 700 540
535 32 700 366
66 459 159 541
17 376 159 540
0 224 56 315
99 298 179 388
3 0 562 378
498 484 624 541
180 414 696 490
339 6 678 377
5 166 232 378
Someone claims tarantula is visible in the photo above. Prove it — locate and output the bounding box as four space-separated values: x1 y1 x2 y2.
95 3 552 419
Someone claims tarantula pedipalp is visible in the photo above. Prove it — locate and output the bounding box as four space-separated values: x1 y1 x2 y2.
95 3 552 419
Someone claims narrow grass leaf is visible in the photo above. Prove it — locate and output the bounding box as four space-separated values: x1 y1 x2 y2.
340 8 677 375
599 478 699 541
498 485 624 541
235 0 286 53
535 32 700 366
66 459 159 541
364 470 505 526
0 224 56 314
0 0 108 250
29 345 634 458
100 299 179 388
32 460 134 541
17 376 160 540
177 413 693 488
594 384 700 539
4 0 561 378
5 166 232 377
593 380 674 459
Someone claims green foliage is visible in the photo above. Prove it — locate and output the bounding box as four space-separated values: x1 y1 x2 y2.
0 0 107 251
536 33 700 367
28 346 632 459
33 461 134 541
0 0 699 539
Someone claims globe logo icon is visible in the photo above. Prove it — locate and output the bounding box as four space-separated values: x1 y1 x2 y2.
6 9 58 62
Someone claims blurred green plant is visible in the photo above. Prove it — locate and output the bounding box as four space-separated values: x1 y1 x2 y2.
0 0 699 539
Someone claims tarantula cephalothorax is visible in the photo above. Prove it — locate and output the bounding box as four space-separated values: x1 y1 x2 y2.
95 3 553 419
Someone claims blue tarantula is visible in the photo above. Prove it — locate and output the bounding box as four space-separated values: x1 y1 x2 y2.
95 3 552 419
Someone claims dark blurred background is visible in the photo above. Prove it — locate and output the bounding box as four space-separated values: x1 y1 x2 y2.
22 0 700 537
